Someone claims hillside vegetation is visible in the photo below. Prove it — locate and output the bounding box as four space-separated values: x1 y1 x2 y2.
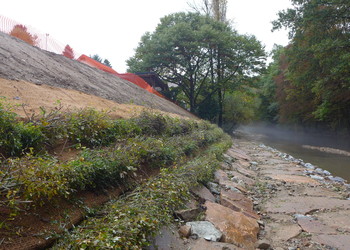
0 100 231 248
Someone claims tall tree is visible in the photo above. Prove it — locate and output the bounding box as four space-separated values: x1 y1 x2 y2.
62 44 75 59
273 0 350 130
9 24 38 46
127 12 265 125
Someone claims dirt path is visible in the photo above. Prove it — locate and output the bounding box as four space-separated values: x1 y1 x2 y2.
151 136 350 250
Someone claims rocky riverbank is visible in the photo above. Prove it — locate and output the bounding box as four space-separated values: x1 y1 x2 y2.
149 136 350 249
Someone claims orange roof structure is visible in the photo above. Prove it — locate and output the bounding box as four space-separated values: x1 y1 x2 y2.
77 54 164 98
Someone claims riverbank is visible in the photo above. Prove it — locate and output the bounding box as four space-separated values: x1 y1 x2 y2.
150 135 350 249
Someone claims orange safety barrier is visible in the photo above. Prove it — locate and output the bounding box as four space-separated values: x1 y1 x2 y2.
77 55 164 98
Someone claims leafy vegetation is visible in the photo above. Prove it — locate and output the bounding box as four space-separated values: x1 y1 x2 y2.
127 11 266 127
0 102 230 224
53 135 232 249
265 0 350 131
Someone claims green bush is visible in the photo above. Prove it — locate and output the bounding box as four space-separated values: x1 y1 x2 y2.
53 137 232 249
0 103 44 157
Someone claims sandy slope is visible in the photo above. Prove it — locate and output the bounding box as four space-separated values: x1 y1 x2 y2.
0 31 195 118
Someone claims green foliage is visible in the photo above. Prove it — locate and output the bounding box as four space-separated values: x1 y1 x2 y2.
272 0 350 130
53 134 232 249
65 108 114 147
0 106 229 219
0 101 44 157
127 12 266 125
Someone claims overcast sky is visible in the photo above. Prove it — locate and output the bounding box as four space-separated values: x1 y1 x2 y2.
1 0 292 72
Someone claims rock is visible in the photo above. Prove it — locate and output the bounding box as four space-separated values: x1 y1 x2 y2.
312 234 350 250
178 225 191 238
207 182 221 195
205 201 259 248
189 238 241 250
328 176 346 183
269 174 320 184
226 148 251 161
220 189 259 220
191 185 216 203
265 223 301 242
214 169 230 184
175 208 201 222
264 196 350 214
256 239 271 249
310 175 325 181
296 215 337 234
186 221 222 242
304 163 315 169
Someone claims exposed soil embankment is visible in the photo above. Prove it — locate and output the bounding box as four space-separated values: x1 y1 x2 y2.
0 32 194 118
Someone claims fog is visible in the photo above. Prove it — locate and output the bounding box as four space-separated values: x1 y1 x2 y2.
237 123 350 151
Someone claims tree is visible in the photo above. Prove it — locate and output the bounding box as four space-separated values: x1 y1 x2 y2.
62 44 75 59
103 59 112 68
273 0 350 130
127 12 265 125
91 54 103 63
9 24 38 46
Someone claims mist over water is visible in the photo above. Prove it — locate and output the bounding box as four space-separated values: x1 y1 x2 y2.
237 123 350 182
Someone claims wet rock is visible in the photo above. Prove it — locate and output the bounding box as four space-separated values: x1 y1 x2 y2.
295 215 337 234
226 148 251 161
310 175 324 181
268 174 319 184
186 221 222 242
189 238 241 250
191 185 216 203
316 210 350 232
265 223 301 242
178 225 191 238
256 239 271 249
304 163 315 170
214 169 230 184
220 189 259 220
207 182 221 195
175 208 201 222
205 201 259 248
312 234 350 250
264 196 350 214
328 176 346 183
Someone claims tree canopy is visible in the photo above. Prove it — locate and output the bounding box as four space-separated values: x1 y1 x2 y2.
127 12 265 126
270 0 350 130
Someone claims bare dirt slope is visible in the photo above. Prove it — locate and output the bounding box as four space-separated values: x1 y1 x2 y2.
0 31 194 118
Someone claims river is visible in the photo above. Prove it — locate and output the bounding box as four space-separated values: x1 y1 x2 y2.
238 125 350 182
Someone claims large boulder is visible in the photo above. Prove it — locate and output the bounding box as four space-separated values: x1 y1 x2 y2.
205 201 259 248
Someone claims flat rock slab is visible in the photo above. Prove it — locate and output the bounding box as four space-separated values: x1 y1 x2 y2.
268 174 320 184
205 201 258 248
189 238 243 250
300 187 343 198
296 216 337 234
316 210 350 232
264 196 350 214
265 222 301 242
231 163 257 178
148 226 186 250
214 169 230 184
186 221 222 242
312 234 350 250
220 189 259 220
226 148 251 162
227 170 255 186
191 185 216 203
